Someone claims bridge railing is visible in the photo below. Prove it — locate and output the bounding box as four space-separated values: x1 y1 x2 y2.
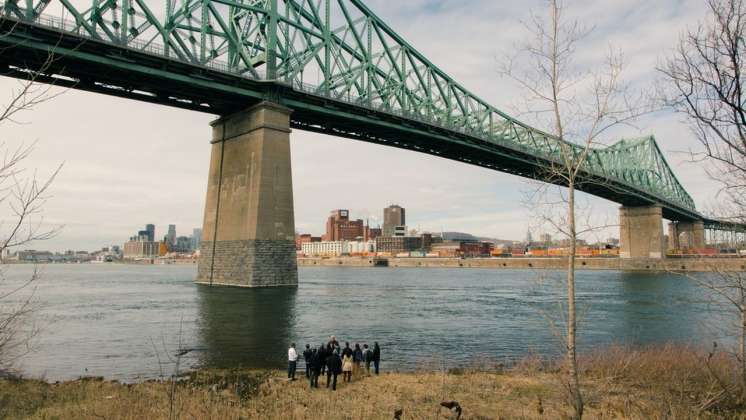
1 3 266 78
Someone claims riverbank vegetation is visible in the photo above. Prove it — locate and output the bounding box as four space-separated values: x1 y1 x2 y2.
1 344 744 419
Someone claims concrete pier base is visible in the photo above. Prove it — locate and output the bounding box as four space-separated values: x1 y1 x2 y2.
678 221 705 250
619 206 664 259
196 102 298 287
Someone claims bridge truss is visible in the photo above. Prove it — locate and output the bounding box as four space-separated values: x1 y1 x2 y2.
0 0 730 226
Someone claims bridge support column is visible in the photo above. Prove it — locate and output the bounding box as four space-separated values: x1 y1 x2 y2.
677 221 705 250
196 102 298 287
668 222 680 250
619 206 664 259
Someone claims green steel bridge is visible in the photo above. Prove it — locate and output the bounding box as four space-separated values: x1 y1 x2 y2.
0 0 738 230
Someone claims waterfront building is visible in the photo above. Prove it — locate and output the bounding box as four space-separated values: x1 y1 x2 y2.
301 240 375 256
296 233 321 250
9 250 55 263
461 241 494 257
123 239 161 259
393 225 407 237
383 205 405 237
430 240 494 257
302 241 346 257
375 235 422 254
431 242 461 257
324 209 365 241
347 240 376 254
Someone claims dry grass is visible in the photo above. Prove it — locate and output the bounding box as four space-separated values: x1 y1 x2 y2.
1 344 745 419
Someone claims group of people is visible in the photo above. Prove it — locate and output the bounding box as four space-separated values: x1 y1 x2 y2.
287 336 381 391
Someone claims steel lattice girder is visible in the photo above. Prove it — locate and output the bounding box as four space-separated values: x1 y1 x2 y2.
0 0 709 221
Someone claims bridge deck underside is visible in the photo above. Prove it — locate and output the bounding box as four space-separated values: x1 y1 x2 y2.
0 21 705 223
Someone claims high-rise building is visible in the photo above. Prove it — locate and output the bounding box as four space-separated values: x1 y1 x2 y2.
167 224 177 247
383 205 405 237
175 236 193 252
192 228 202 250
324 210 365 241
146 224 155 242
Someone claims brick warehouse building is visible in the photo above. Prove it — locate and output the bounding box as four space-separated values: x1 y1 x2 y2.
324 210 364 241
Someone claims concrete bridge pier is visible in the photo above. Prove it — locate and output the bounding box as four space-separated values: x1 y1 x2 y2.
668 221 705 250
196 101 298 287
667 222 680 250
619 205 664 259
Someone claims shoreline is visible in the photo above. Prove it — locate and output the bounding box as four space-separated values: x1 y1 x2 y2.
2 344 742 419
298 256 746 272
4 256 745 272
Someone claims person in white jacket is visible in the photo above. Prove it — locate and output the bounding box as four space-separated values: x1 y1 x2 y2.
288 343 298 380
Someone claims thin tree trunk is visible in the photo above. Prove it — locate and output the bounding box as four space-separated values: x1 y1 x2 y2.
741 287 746 402
567 181 583 419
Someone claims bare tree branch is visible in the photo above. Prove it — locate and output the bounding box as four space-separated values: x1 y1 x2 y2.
501 1 648 418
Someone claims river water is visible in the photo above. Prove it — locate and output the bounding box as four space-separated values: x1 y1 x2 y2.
0 264 732 381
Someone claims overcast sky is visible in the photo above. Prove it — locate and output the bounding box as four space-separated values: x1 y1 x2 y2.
0 0 720 251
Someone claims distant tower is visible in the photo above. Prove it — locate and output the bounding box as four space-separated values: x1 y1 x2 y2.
383 205 405 237
167 224 177 246
525 228 533 244
192 228 202 250
145 224 155 242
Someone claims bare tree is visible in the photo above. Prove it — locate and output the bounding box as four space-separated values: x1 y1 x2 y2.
659 0 746 401
501 1 644 417
0 35 63 375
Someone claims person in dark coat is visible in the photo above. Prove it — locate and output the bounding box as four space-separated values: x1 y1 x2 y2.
309 348 321 388
317 343 328 376
342 342 353 359
373 342 381 375
325 349 342 391
303 344 313 379
353 343 363 372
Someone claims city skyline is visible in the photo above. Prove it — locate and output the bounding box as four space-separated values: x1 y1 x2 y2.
0 0 719 251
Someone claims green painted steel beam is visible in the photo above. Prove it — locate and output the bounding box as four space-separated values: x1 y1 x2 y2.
0 0 705 221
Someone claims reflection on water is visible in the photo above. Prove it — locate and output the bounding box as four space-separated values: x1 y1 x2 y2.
195 285 297 369
608 272 707 345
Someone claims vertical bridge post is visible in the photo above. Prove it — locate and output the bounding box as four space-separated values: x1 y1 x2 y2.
197 101 298 287
619 205 664 259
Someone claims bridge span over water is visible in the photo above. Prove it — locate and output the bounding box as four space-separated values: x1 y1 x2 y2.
0 0 741 286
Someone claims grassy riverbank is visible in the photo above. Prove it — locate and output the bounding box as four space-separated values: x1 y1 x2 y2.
1 345 744 419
